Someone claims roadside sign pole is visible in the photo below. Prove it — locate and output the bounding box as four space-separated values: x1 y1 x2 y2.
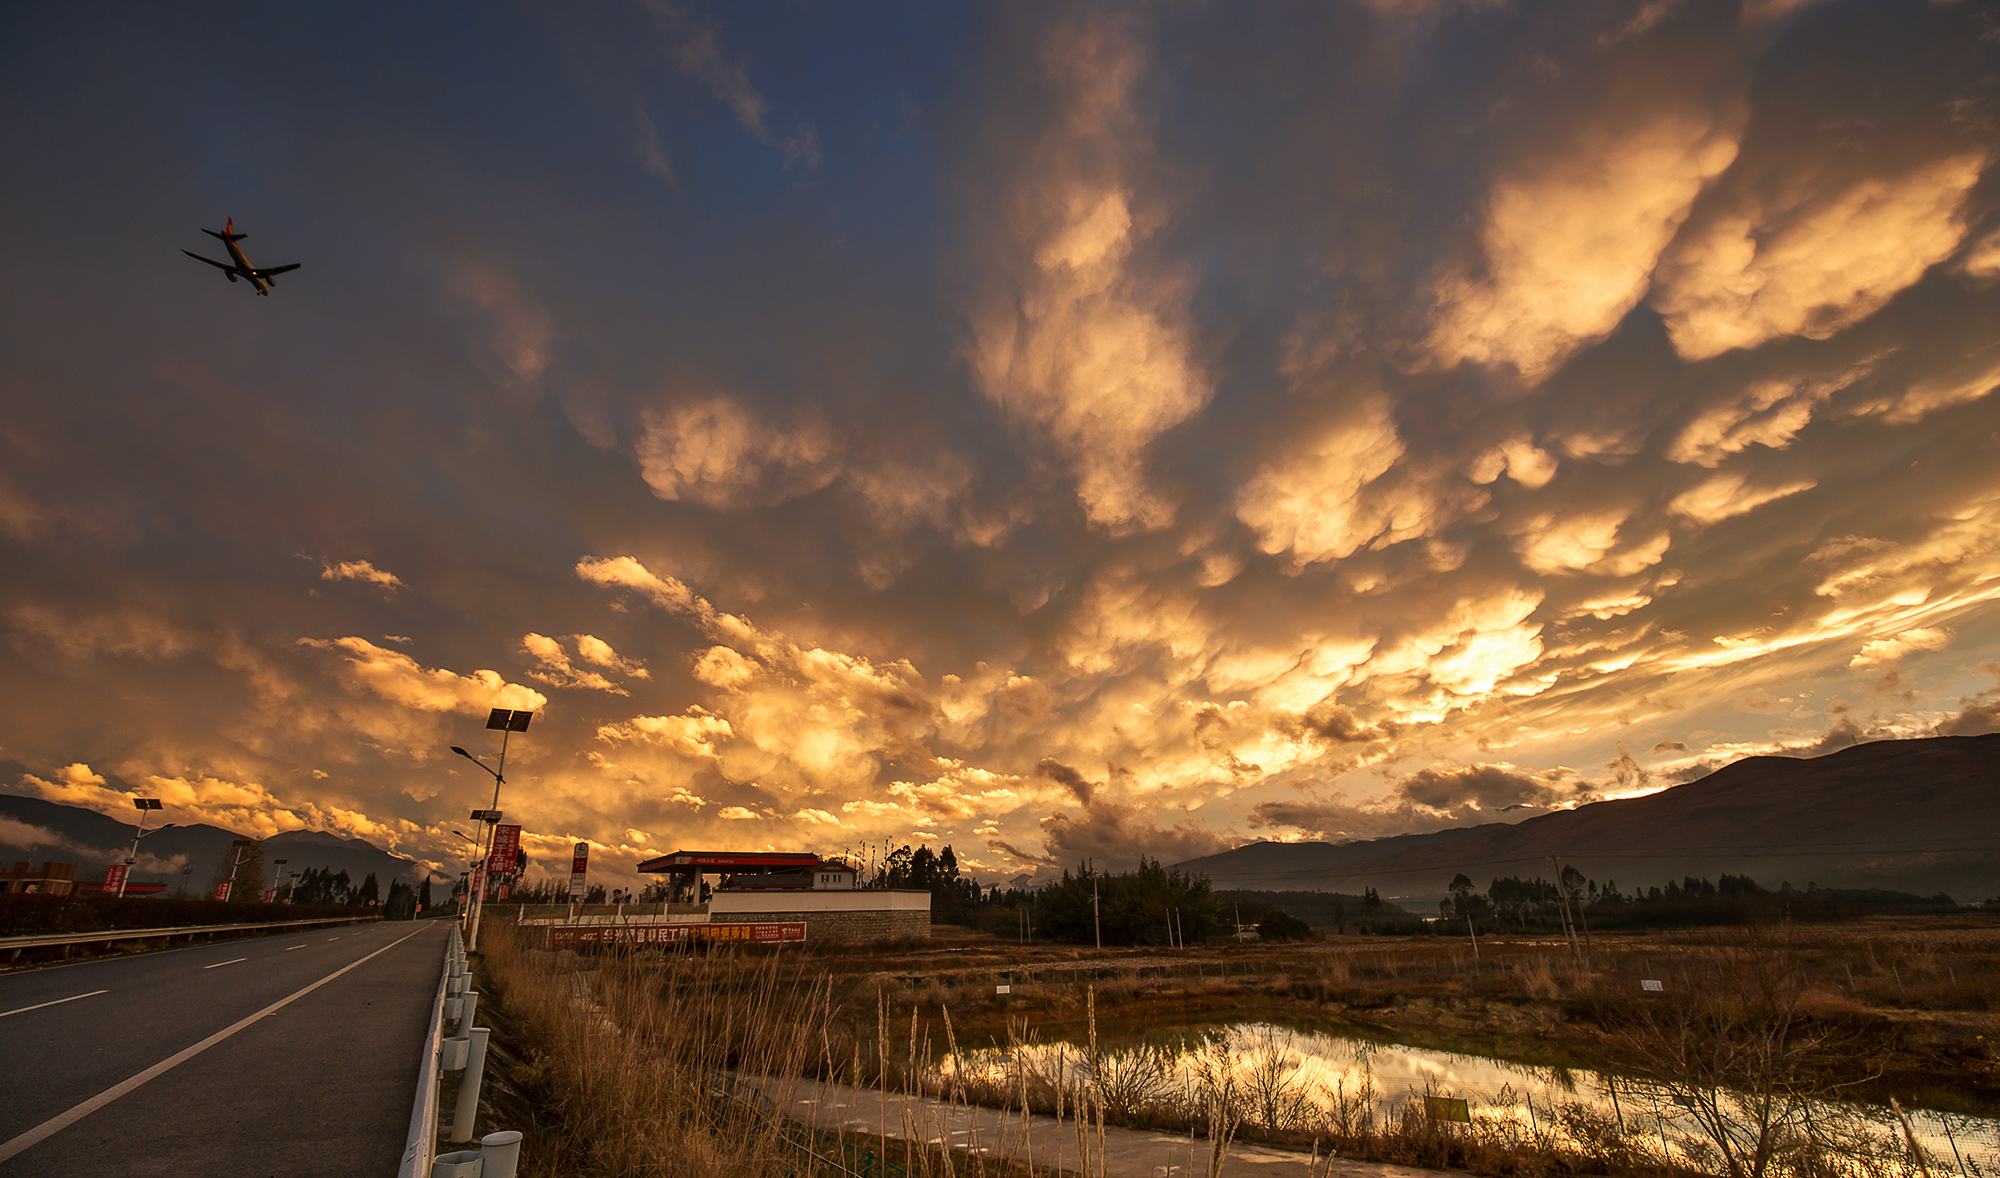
567 842 588 921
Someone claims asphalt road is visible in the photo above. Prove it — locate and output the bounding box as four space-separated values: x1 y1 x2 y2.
0 918 451 1177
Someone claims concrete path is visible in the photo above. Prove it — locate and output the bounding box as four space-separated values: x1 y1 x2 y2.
0 919 449 1177
745 1075 1451 1178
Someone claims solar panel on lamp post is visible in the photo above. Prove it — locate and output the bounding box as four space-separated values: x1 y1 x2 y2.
452 707 531 953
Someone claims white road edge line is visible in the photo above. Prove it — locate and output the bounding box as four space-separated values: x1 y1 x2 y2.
0 990 109 1019
0 926 426 1163
202 958 248 970
285 945 304 951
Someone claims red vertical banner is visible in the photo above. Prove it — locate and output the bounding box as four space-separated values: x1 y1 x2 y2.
102 864 128 895
261 888 276 903
214 880 232 901
487 823 522 874
469 864 484 905
568 842 588 899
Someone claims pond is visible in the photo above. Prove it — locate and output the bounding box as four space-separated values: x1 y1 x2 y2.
935 1020 1999 1176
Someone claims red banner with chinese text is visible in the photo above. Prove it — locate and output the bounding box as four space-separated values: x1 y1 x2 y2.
545 922 805 949
487 823 521 874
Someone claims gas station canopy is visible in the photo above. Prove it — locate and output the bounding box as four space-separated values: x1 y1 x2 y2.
635 850 824 874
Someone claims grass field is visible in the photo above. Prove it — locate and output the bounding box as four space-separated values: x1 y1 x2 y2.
471 914 2000 1178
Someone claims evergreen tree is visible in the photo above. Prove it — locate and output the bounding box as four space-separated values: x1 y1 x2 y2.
357 872 380 907
1032 858 1218 946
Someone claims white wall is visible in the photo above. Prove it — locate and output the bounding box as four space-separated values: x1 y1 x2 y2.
709 889 930 914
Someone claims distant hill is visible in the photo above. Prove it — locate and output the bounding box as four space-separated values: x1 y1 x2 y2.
0 791 434 893
1177 823 1508 892
1176 734 2000 903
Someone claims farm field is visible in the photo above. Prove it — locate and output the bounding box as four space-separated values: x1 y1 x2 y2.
470 914 2000 1178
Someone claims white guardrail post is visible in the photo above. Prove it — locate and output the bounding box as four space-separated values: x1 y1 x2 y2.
400 925 520 1176
451 1027 492 1144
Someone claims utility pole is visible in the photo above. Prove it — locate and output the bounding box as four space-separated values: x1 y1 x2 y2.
1092 874 1101 951
1550 854 1579 958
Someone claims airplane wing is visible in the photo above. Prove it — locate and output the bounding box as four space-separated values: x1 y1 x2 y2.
252 263 301 277
182 249 236 271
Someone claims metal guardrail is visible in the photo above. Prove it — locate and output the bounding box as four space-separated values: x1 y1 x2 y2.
399 927 521 1178
399 926 459 1178
0 914 380 957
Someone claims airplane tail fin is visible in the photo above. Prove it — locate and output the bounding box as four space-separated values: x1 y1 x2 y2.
203 217 247 242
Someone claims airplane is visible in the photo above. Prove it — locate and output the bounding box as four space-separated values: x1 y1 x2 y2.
181 218 299 295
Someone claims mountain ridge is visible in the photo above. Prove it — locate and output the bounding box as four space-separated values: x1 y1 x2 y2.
1173 734 2000 901
0 791 435 891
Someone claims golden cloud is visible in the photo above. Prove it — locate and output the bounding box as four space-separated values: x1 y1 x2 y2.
1424 114 1738 381
964 16 1207 531
1654 153 1988 360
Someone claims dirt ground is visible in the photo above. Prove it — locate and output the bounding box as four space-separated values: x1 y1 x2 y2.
793 914 2000 1115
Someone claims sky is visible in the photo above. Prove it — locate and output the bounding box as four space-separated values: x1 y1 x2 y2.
2 0 1998 891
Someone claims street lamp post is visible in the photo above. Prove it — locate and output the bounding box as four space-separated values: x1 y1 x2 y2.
220 838 257 901
118 798 173 899
452 707 532 953
450 829 480 931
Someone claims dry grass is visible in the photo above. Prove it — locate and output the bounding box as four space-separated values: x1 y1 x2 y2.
478 922 1048 1178
475 919 1999 1178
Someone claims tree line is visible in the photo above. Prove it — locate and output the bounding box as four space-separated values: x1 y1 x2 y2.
1444 869 1960 931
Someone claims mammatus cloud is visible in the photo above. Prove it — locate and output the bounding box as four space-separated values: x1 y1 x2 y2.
1667 473 1815 526
1667 363 1875 468
1653 153 1988 361
1235 394 1460 568
964 13 1208 531
634 398 842 509
1039 799 1230 871
1425 115 1739 382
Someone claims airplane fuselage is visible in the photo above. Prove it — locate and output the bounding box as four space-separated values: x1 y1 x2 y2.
222 237 270 295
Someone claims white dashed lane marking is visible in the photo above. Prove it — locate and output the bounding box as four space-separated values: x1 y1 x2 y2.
0 990 108 1019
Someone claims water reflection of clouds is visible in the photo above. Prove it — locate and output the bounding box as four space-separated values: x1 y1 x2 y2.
947 1021 2000 1173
